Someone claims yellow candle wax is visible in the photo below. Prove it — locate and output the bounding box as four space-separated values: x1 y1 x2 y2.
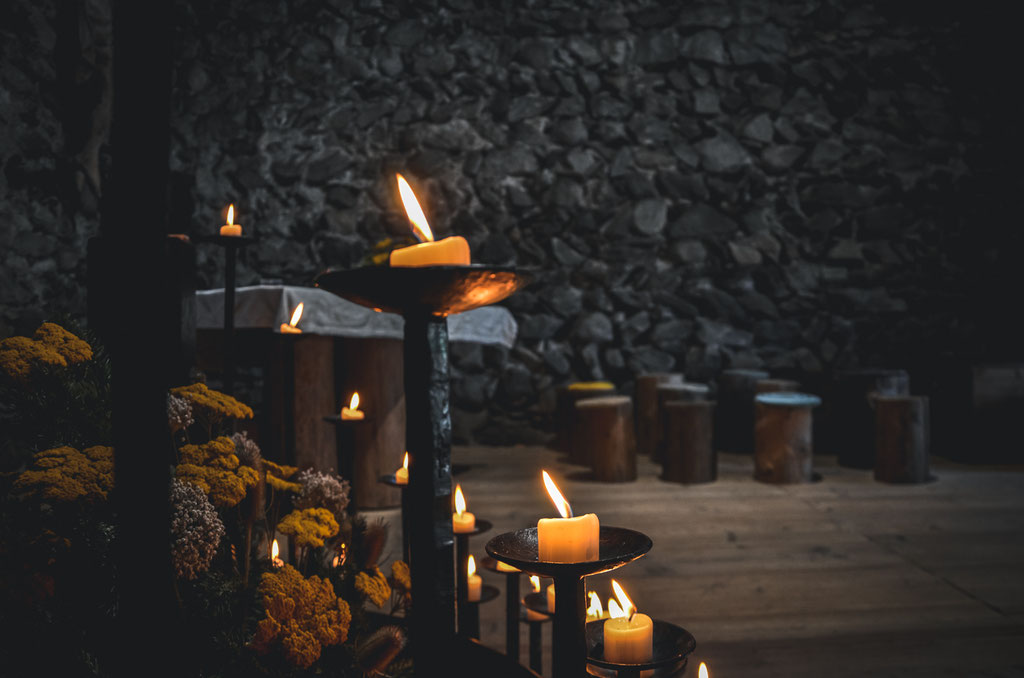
467 555 482 602
604 613 653 664
547 583 556 613
390 235 471 267
279 324 302 334
452 484 475 533
395 452 409 485
537 469 598 562
495 560 519 573
280 303 304 334
220 204 241 236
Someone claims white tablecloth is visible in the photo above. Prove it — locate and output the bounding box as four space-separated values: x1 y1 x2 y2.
196 285 517 348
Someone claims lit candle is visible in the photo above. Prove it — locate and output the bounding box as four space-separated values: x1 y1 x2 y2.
220 203 241 237
389 174 471 267
699 662 709 678
537 470 599 562
467 555 482 602
526 576 546 621
452 484 476 533
280 302 303 334
395 452 409 485
603 580 653 666
495 560 520 573
341 392 364 420
270 539 284 568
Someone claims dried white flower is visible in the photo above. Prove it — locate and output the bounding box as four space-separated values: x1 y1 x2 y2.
170 478 225 580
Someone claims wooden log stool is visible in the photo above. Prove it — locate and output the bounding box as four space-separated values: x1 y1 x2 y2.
832 368 909 469
714 369 770 454
754 392 822 484
573 396 636 482
635 373 684 457
653 383 710 463
874 395 931 484
557 381 615 462
662 400 716 484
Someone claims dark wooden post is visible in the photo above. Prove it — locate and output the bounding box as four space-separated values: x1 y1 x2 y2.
653 383 709 463
574 396 636 482
634 373 684 456
100 2 179 678
874 395 931 484
556 383 615 457
714 369 769 454
754 393 821 484
403 313 455 677
662 401 716 484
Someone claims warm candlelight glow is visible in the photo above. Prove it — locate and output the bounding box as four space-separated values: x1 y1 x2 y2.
542 470 572 518
611 579 636 619
455 484 467 515
467 554 482 601
530 576 541 593
220 203 241 236
396 173 433 242
608 598 625 618
289 303 304 327
403 452 409 470
395 452 409 485
699 663 709 678
468 554 477 577
226 204 235 225
341 390 364 420
271 539 279 560
349 392 360 410
587 591 605 620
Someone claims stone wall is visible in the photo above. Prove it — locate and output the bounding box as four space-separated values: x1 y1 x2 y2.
3 0 1023 445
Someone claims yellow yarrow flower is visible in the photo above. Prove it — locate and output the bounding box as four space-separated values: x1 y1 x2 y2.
355 567 392 608
34 323 93 364
14 445 114 503
390 560 411 591
263 459 301 493
276 508 339 549
176 436 259 508
0 323 92 380
170 383 254 423
253 564 351 669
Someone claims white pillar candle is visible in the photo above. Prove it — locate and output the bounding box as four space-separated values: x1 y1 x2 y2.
603 580 653 667
537 470 599 562
390 173 471 267
452 484 476 533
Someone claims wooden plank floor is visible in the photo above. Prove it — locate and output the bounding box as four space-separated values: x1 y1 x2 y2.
448 445 1024 677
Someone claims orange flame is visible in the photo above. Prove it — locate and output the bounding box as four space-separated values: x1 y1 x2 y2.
349 392 360 410
271 539 280 560
289 303 304 327
611 579 636 620
699 663 709 678
608 597 625 619
542 470 572 519
530 575 541 593
402 452 409 471
467 554 477 577
454 484 467 516
226 204 235 225
586 591 604 620
396 173 433 242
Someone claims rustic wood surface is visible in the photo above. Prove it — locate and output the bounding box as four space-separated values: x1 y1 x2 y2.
663 400 716 485
575 396 636 482
445 445 1024 677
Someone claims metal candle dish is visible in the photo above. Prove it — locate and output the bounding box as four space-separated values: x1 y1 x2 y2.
585 619 696 678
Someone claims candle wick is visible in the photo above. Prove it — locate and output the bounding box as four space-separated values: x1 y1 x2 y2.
567 506 574 519
628 609 636 623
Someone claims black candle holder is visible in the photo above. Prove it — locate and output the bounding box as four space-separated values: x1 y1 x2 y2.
486 526 652 678
522 609 551 674
585 619 696 678
197 234 255 395
456 520 493 638
481 555 526 659
315 265 531 678
378 473 411 564
462 584 501 640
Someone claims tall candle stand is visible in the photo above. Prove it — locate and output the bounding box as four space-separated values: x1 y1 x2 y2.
198 234 254 395
315 265 530 678
521 586 553 674
482 556 525 659
378 473 411 564
486 526 652 678
456 520 493 636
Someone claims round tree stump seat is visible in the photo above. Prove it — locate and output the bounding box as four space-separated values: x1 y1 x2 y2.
556 382 616 461
635 373 685 457
573 395 636 482
754 392 822 484
874 395 931 484
653 383 710 463
662 400 717 484
832 368 909 469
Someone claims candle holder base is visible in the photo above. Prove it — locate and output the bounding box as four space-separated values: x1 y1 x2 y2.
522 591 553 618
585 620 696 678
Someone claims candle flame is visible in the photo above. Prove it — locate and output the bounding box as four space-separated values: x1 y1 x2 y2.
289 303 304 327
396 173 433 242
349 392 360 410
271 539 280 560
402 452 409 471
454 484 467 516
611 579 636 620
586 591 604 620
608 597 625 619
467 554 476 577
530 575 541 593
226 204 235 225
699 663 709 678
541 470 573 519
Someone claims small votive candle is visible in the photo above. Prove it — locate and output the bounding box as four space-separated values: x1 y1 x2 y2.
340 392 364 420
280 302 303 334
452 484 475 533
395 452 409 485
467 555 482 602
526 576 546 621
220 204 241 237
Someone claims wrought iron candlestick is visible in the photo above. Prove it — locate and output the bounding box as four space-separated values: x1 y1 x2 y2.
522 588 554 673
199 234 254 395
482 556 526 659
585 619 696 677
378 473 412 564
456 520 492 636
315 265 529 678
487 526 652 678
